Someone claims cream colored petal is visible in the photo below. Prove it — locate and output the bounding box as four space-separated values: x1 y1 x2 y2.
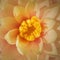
44 29 57 43
13 6 25 23
42 7 59 19
0 17 19 37
25 0 36 17
5 29 19 45
43 18 55 32
44 43 58 55
16 35 40 55
16 35 29 55
39 39 43 52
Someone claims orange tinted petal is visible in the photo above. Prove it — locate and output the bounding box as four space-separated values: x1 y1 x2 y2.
5 29 19 45
0 4 15 17
0 17 19 37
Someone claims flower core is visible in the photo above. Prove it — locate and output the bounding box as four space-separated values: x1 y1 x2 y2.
19 16 41 41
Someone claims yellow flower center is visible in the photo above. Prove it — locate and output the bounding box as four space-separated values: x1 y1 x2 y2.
19 16 41 41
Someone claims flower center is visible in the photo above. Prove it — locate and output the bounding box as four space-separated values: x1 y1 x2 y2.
19 16 41 41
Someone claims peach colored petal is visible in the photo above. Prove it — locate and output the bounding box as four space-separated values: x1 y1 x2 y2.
44 43 58 55
18 0 28 6
57 25 60 31
5 29 19 45
0 17 19 37
56 14 60 21
0 4 15 17
35 0 49 17
44 29 57 43
42 7 59 19
13 6 26 23
42 18 55 32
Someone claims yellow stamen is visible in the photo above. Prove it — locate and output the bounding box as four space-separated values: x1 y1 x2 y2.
19 16 42 41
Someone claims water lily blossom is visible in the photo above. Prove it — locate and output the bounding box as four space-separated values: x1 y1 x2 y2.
2 0 58 60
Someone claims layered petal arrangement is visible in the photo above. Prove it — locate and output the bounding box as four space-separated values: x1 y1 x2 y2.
0 0 60 60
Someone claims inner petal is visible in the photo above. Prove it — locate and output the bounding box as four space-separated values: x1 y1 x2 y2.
19 16 42 41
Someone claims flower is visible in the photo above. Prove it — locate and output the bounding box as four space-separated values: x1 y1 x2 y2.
0 0 58 60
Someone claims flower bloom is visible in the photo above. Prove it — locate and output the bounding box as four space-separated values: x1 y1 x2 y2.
1 0 58 59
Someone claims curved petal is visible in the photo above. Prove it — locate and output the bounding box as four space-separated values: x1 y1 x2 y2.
42 7 59 19
0 17 19 37
5 29 19 45
39 39 43 53
44 43 58 55
13 6 26 23
25 0 36 18
44 29 57 43
16 35 29 55
43 18 55 32
16 35 40 55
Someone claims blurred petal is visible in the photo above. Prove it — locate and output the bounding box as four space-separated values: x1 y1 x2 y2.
43 39 52 52
56 14 60 21
13 6 25 23
16 35 29 55
0 17 19 37
25 0 36 18
16 35 40 55
39 39 43 52
42 7 59 19
0 4 15 17
43 18 55 32
5 29 19 45
44 29 57 43
35 0 49 17
26 54 38 60
57 25 60 31
18 0 28 6
44 43 58 55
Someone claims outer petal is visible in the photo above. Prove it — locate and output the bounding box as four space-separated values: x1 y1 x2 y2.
44 43 58 55
42 6 59 19
13 6 26 23
57 25 60 31
18 0 28 6
42 18 55 32
39 39 43 53
0 17 19 37
5 29 19 45
44 29 57 43
0 4 15 17
16 35 28 55
56 14 60 21
16 35 40 55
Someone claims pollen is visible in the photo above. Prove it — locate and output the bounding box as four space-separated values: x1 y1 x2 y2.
19 16 42 41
